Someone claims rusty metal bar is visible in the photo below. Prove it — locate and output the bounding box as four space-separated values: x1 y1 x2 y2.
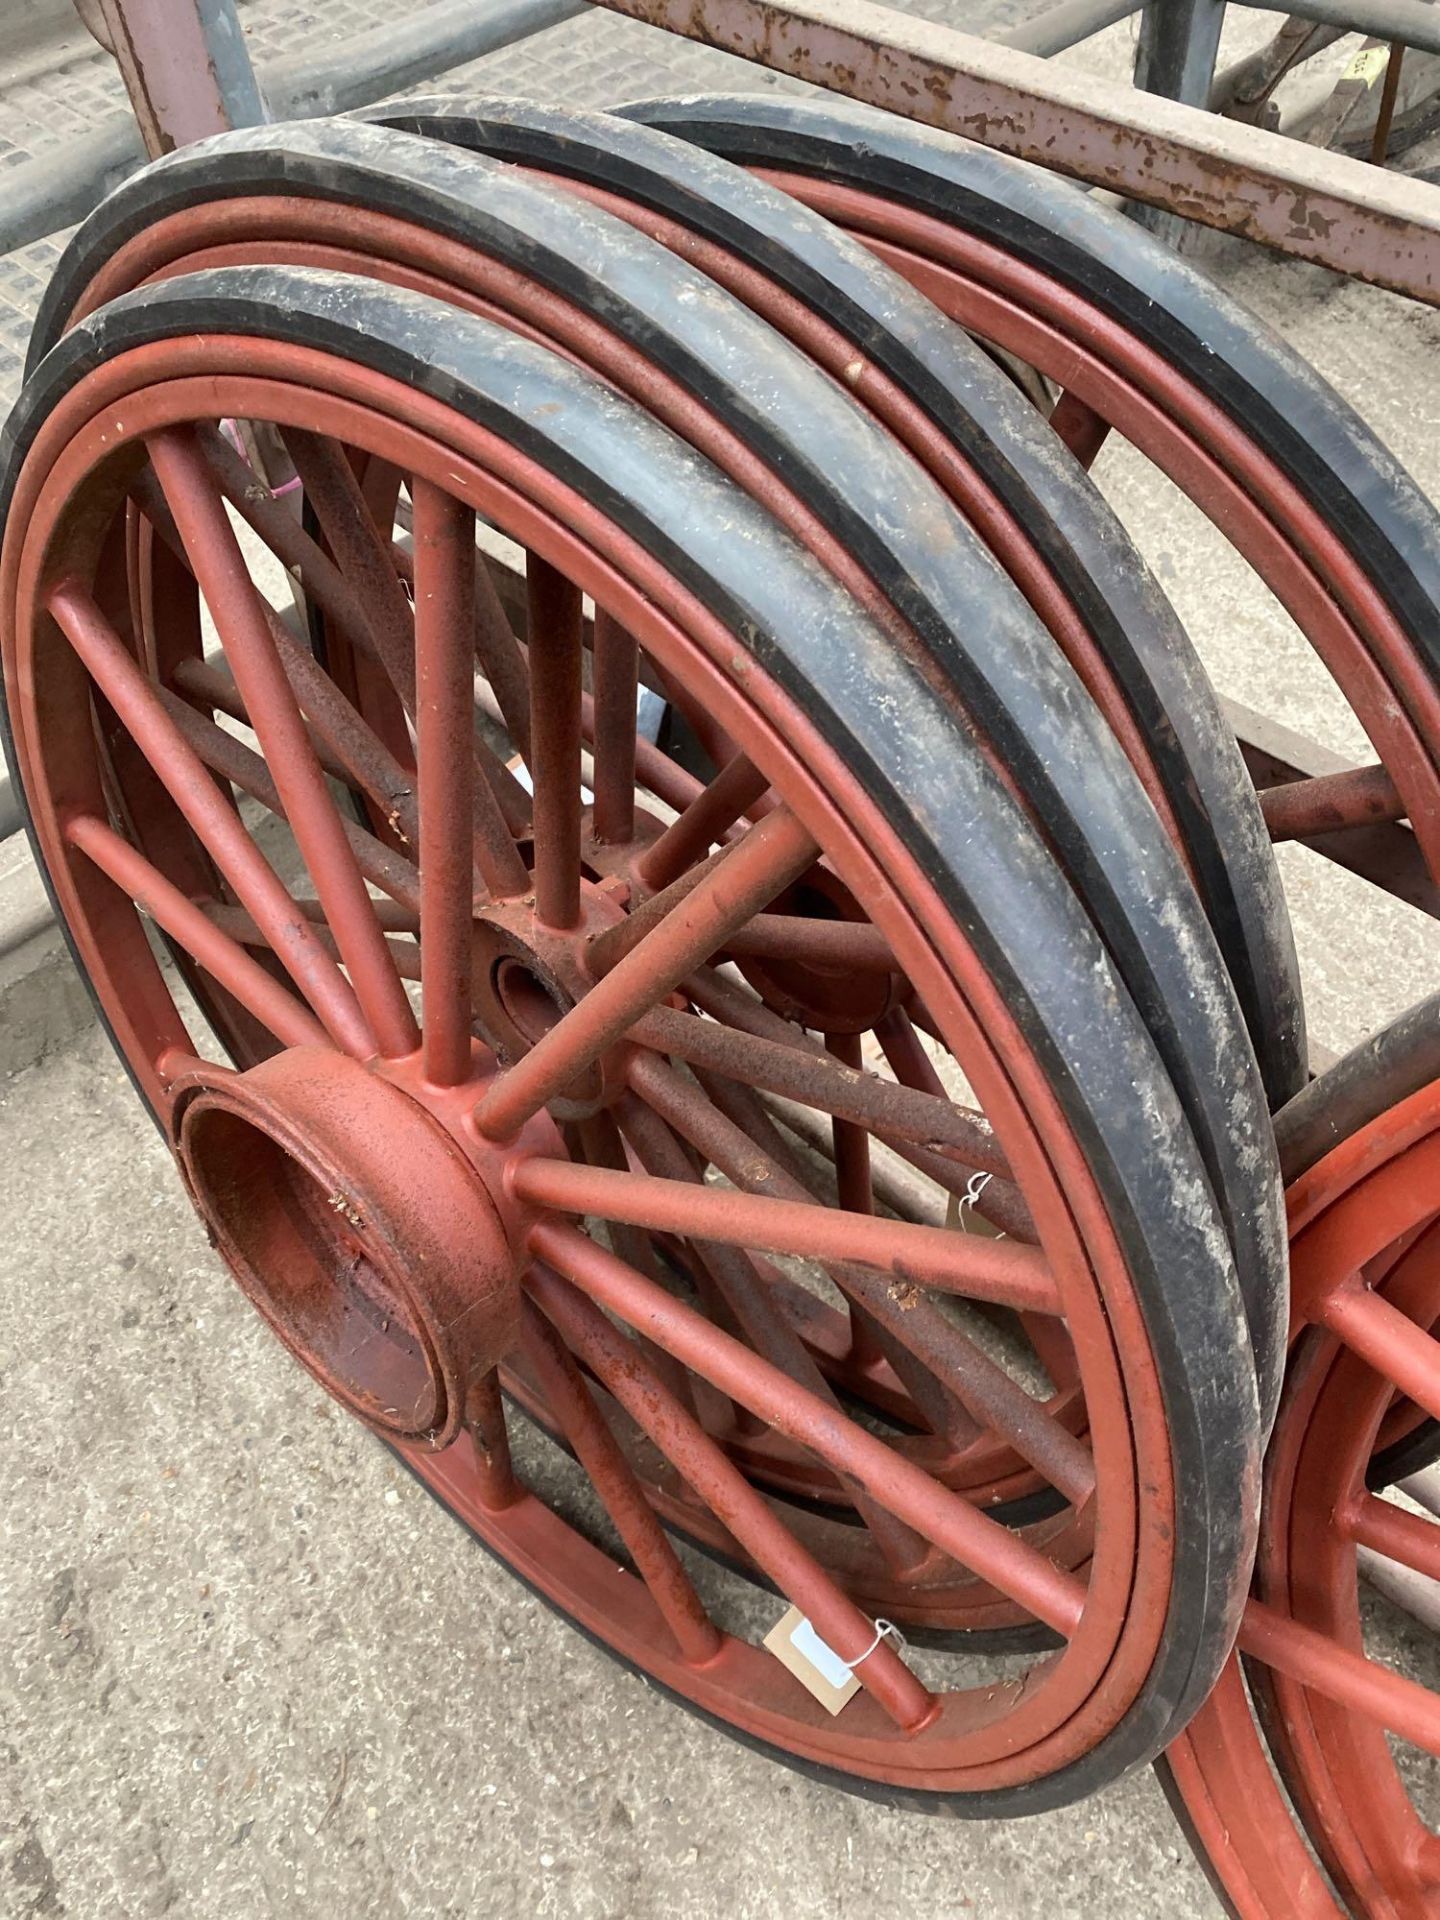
87 0 265 155
1223 694 1439 918
593 0 1440 304
1258 762 1406 840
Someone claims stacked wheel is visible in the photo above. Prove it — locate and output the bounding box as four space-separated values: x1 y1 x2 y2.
1164 1004 1440 1916
618 92 1440 967
4 84 1435 1885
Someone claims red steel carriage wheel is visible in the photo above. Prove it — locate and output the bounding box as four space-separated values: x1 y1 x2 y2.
2 265 1262 1811
23 118 1286 1568
1163 1052 1440 1915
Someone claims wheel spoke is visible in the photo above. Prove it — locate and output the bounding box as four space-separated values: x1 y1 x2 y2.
147 429 419 1060
723 913 894 971
47 578 370 1054
519 1297 723 1665
413 480 483 1086
630 1000 1010 1174
472 553 535 764
1318 1284 1440 1427
876 1005 981 1122
485 557 704 816
1240 1598 1440 1758
392 538 533 840
465 1369 520 1511
509 1140 1057 1317
191 426 379 671
573 1111 702 1417
530 1225 1085 1637
628 1051 1087 1500
632 1046 1052 1324
529 1264 937 1726
203 901 421 983
150 569 426 860
526 555 585 931
281 428 420 712
692 1063 820 1191
66 815 329 1052
635 752 769 893
589 609 640 847
473 807 819 1140
828 1030 889 1374
615 1092 934 1573
1259 763 1406 841
157 685 421 914
1346 1491 1440 1583
762 1090 941 1225
685 970 1022 1229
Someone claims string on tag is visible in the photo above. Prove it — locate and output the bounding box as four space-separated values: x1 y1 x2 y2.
848 1617 906 1669
956 1170 991 1222
952 1168 1009 1243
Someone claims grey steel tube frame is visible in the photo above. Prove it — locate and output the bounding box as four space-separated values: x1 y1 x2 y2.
0 0 588 256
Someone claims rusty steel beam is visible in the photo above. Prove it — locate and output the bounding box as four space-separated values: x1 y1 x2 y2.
594 0 1440 304
2 0 588 254
86 0 266 155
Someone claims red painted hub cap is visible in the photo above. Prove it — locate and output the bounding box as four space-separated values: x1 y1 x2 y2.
173 1046 528 1446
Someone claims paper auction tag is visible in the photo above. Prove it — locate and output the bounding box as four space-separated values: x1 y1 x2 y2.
763 1605 861 1715
1344 44 1391 87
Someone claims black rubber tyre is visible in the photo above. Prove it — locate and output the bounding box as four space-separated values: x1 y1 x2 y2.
5 264 1262 1814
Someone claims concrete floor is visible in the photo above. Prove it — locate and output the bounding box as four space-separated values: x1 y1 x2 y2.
4 7 1440 1919
0 1030 1215 1920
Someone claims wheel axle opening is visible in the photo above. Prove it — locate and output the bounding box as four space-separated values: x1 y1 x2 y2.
182 1100 441 1438
493 956 567 1045
172 1050 521 1448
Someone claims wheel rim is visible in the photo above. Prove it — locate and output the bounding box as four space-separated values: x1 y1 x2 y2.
2 273 1265 1805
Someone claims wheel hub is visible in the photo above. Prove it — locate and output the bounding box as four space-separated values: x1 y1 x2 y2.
171 1046 529 1448
470 886 631 1117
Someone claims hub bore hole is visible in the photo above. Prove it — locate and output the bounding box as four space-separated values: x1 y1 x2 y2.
183 1103 440 1437
493 957 568 1045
